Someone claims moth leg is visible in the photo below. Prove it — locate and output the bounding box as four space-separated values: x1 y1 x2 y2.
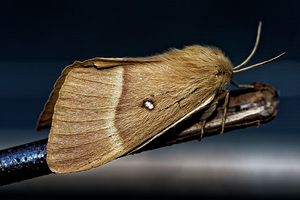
198 120 206 141
197 103 217 141
208 90 229 134
231 80 254 88
221 90 230 134
197 90 229 139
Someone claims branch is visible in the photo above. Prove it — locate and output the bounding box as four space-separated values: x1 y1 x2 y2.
0 82 278 186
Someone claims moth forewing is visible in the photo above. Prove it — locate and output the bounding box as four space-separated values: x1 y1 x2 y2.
40 45 233 173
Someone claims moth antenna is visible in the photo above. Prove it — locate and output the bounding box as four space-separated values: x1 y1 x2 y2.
233 21 262 70
233 52 286 73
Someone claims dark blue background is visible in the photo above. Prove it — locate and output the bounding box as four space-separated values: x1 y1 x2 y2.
1 0 300 199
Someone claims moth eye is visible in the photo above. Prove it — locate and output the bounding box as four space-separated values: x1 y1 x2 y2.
142 100 155 110
215 70 225 77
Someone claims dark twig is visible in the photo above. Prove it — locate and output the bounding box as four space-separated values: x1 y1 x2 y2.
0 139 51 186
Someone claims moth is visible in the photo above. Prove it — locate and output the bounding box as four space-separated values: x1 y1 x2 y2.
37 22 284 173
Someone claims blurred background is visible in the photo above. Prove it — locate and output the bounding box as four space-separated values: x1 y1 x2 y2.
0 0 299 199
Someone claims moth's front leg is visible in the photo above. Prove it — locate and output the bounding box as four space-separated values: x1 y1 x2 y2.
231 80 254 89
198 90 230 140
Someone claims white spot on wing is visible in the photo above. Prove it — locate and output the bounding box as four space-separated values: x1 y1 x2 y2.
144 101 154 110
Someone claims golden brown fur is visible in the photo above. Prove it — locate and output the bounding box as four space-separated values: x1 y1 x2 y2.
37 45 233 173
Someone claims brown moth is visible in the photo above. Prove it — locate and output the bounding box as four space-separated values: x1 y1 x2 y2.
37 22 284 173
